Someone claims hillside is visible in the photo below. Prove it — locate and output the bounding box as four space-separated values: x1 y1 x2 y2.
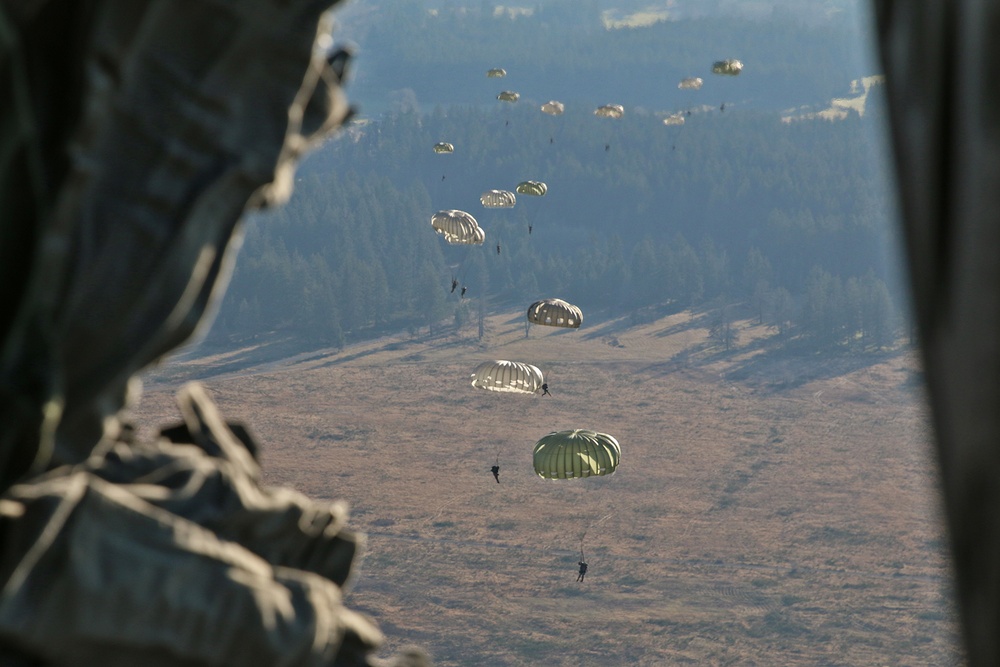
131 309 961 665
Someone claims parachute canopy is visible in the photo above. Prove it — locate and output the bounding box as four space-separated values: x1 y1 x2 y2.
433 142 454 154
497 91 520 103
526 298 582 328
532 429 621 479
431 210 485 245
487 68 507 78
712 59 743 76
678 77 703 90
516 180 547 196
594 104 624 119
470 360 545 395
540 100 565 115
662 113 685 126
480 189 517 208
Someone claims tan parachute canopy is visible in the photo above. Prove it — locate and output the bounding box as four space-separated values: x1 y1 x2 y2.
540 100 565 115
497 91 520 102
480 189 517 208
594 104 624 119
470 360 545 394
431 209 485 245
433 142 454 153
487 67 507 78
662 113 685 126
526 298 582 328
712 59 744 75
532 429 621 479
678 77 703 90
516 180 547 196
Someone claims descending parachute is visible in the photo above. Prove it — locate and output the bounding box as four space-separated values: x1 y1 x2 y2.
540 100 565 115
678 77 703 90
594 104 624 119
433 142 455 154
471 360 545 395
516 181 547 196
487 68 507 78
431 210 485 245
527 298 582 328
480 189 517 208
497 91 520 103
662 114 685 126
712 59 743 76
533 429 621 479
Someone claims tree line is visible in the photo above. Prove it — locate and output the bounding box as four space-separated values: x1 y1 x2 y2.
208 89 904 353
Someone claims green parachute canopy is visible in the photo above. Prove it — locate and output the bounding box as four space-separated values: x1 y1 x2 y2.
712 59 743 76
678 77 703 90
497 91 520 103
526 298 582 328
540 100 565 115
480 189 517 208
433 142 454 154
594 104 624 119
487 67 507 78
516 180 547 196
431 210 485 245
533 429 621 479
470 360 545 395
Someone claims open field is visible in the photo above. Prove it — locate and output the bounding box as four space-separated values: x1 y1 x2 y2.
131 308 962 665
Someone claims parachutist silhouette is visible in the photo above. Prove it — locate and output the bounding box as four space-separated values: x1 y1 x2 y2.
496 243 501 255
577 561 588 582
491 465 500 483
441 174 445 181
605 143 610 151
505 120 509 126
460 286 467 298
528 224 533 235
541 383 550 396
549 137 553 144
450 277 458 293
720 103 725 112
686 110 692 116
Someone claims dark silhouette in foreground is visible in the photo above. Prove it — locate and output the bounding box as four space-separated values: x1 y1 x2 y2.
577 561 588 582
491 465 500 483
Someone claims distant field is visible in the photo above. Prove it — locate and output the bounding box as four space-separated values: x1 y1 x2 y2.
133 308 961 666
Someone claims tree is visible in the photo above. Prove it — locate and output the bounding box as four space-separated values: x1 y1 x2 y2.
708 305 740 351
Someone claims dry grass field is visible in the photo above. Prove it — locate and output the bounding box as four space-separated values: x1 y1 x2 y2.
131 308 962 666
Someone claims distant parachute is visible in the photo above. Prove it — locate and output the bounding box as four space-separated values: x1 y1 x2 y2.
487 68 507 78
526 298 582 328
532 429 621 479
480 189 517 208
497 91 520 103
712 59 743 76
594 104 625 119
433 142 454 154
678 77 703 90
431 210 485 245
471 360 545 395
516 180 547 196
540 100 565 115
662 114 685 126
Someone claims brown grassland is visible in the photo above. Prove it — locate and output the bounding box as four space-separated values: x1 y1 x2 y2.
131 308 963 666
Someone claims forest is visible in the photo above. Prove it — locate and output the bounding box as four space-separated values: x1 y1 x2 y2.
210 90 904 353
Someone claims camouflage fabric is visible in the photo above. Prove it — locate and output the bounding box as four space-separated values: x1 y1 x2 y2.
0 1 425 664
875 1 1000 663
0 384 383 665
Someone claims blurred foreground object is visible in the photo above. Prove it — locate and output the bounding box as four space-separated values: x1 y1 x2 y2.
0 1 423 664
875 1 1000 663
